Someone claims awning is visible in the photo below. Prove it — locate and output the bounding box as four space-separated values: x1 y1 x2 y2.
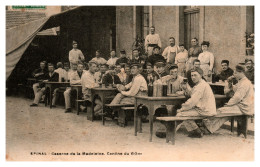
6 6 82 80
6 17 49 80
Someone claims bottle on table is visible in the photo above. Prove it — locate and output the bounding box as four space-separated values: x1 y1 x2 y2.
162 79 167 96
148 78 153 97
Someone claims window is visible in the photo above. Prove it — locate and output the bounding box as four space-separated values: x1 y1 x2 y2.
184 6 200 49
142 6 150 38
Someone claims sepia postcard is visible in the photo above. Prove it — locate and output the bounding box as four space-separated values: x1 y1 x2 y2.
4 4 255 164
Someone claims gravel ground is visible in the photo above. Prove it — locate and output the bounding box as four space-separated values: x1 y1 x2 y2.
6 96 254 161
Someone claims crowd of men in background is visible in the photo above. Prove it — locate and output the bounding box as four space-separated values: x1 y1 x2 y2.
29 26 255 138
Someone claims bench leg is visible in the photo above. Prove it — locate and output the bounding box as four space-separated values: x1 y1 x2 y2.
118 109 126 127
231 117 235 132
244 116 248 139
237 116 248 138
102 106 106 125
162 121 176 145
169 122 176 145
44 94 48 106
76 102 80 115
137 116 142 133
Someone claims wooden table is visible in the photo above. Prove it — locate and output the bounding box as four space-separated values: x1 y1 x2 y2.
134 95 187 142
134 94 230 142
90 87 118 124
44 82 70 108
209 82 225 95
71 85 82 112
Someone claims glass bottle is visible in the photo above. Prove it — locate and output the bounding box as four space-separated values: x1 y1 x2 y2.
162 79 167 96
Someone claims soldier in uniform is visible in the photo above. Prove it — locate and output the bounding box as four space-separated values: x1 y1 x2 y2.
145 26 162 56
69 41 85 67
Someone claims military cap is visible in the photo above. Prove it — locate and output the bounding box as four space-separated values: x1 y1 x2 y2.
130 63 141 68
221 60 229 65
235 65 245 73
168 64 178 71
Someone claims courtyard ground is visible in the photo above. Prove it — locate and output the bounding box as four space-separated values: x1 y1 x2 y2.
6 96 254 161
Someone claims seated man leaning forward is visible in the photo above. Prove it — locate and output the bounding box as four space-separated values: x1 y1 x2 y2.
176 67 217 138
110 63 148 104
81 61 107 118
201 65 254 135
81 61 100 101
30 63 59 107
64 63 85 113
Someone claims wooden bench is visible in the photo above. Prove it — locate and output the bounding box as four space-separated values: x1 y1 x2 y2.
105 104 134 126
156 113 249 145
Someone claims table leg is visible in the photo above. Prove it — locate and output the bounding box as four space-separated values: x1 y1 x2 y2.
76 88 79 114
134 98 138 136
44 87 48 107
49 85 52 109
170 121 176 145
100 93 105 125
90 92 95 122
231 117 234 132
148 103 154 142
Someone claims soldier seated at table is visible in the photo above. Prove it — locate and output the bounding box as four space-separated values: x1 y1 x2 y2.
244 59 254 84
176 68 217 138
201 65 254 136
124 65 133 85
32 61 48 97
64 62 70 72
215 60 234 82
143 62 159 84
81 61 100 101
162 64 184 95
81 61 105 117
102 65 122 87
154 60 168 78
30 63 59 107
55 62 68 82
115 64 126 83
155 64 184 138
96 66 122 116
110 63 147 105
51 62 69 107
186 59 204 88
94 63 109 84
64 63 85 113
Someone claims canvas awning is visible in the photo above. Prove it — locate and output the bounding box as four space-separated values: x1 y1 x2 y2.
6 6 82 80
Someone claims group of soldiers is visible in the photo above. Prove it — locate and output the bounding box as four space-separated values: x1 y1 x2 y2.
29 26 254 138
